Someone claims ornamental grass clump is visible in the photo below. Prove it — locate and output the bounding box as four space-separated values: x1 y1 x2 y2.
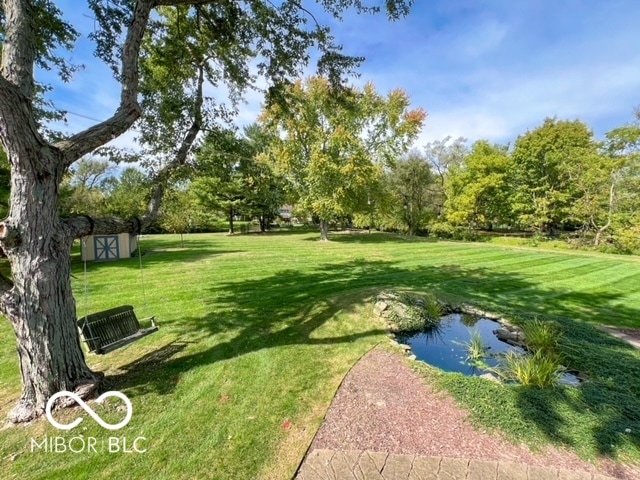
492 350 562 388
521 318 562 355
392 293 442 332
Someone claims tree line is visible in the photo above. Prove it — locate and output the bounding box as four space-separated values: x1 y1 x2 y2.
375 116 639 254
54 101 639 255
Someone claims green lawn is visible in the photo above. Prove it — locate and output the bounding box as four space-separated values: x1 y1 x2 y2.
1 230 639 479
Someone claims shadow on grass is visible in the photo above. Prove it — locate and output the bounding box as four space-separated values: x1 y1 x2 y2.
108 257 640 460
512 317 640 458
300 231 439 244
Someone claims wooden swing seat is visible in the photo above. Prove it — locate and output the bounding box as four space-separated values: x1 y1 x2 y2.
78 305 158 355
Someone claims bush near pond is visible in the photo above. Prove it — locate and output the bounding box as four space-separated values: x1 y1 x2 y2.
375 291 442 332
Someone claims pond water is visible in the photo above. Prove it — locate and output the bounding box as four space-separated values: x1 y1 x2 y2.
396 313 582 386
396 313 516 376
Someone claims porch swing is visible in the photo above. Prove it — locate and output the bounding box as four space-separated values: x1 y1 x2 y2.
77 222 159 355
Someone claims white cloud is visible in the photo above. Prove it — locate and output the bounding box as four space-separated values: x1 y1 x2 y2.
41 1 640 155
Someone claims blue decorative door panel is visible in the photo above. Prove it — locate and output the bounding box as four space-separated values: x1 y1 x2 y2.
94 235 120 260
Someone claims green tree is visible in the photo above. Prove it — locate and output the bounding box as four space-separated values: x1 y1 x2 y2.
193 129 255 234
244 160 285 232
423 136 468 217
445 141 514 229
260 77 425 241
1 0 416 421
241 124 286 232
160 184 200 244
387 151 435 235
102 167 151 219
59 157 114 217
597 123 640 250
511 118 600 234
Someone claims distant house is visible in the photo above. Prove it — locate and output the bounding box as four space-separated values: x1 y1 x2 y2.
278 205 293 221
81 233 138 261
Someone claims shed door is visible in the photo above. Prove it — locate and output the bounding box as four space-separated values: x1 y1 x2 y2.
94 235 120 260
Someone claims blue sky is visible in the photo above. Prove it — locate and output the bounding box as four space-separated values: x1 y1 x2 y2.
45 1 640 150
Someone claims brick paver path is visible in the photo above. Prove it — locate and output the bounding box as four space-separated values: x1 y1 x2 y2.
296 449 619 480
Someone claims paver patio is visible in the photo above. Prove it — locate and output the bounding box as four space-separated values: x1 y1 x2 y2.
296 449 619 480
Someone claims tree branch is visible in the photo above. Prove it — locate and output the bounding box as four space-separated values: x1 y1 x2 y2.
64 64 205 240
55 0 155 166
62 215 143 239
144 62 205 224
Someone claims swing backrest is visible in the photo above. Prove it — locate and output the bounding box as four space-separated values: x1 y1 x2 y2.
78 305 156 354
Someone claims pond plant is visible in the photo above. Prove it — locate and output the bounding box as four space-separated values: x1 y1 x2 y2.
465 329 490 363
390 293 442 332
491 350 562 388
491 319 565 388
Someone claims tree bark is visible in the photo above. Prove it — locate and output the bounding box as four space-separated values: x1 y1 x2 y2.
0 149 101 423
228 206 234 235
319 219 330 241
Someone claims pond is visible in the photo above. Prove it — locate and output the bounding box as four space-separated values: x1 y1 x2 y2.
396 313 582 386
395 313 517 376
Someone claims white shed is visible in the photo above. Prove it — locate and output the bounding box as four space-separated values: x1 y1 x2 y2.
81 233 138 261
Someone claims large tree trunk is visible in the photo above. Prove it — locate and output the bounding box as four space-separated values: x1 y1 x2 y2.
228 206 235 235
0 0 187 423
319 219 330 241
1 156 100 423
6 249 101 423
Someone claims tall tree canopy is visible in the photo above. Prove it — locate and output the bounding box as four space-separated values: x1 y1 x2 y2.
192 126 283 234
445 141 514 229
192 129 255 235
260 76 425 240
0 0 415 422
387 151 435 235
510 118 600 233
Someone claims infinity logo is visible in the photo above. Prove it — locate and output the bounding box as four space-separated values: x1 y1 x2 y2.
45 391 133 431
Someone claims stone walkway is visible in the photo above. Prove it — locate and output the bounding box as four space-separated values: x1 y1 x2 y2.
296 449 619 480
599 326 640 349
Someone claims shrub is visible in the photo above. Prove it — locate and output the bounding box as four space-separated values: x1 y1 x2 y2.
428 222 480 241
610 226 640 254
521 318 561 355
492 350 561 388
391 293 442 332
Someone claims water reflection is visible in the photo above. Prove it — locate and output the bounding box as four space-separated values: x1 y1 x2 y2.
396 313 520 376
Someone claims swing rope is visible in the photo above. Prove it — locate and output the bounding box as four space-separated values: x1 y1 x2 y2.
80 226 149 318
77 225 158 355
137 234 148 311
81 237 97 344
82 237 89 318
